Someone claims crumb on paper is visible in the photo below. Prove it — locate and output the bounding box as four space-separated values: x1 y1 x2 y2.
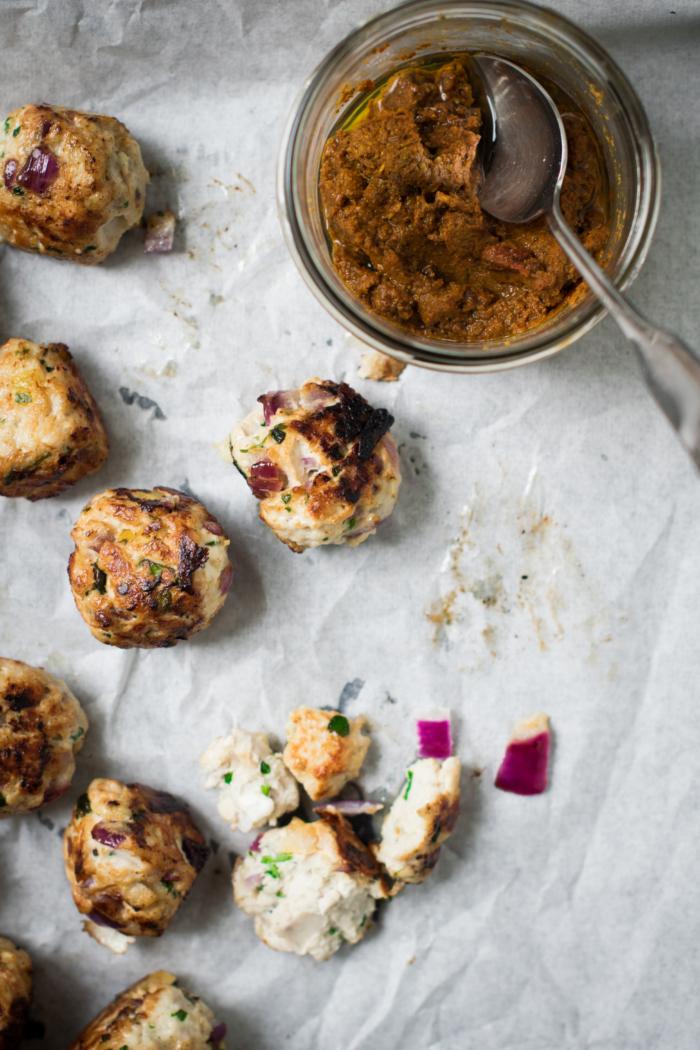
358 351 406 382
145 209 175 252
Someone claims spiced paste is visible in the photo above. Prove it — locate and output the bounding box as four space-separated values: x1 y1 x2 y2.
319 59 608 342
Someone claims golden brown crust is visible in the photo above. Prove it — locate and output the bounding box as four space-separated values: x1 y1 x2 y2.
0 339 108 500
62 779 209 938
0 937 32 1050
68 487 233 648
283 706 370 800
0 658 88 816
0 104 148 264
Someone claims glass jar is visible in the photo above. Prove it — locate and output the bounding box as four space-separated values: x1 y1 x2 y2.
277 0 660 373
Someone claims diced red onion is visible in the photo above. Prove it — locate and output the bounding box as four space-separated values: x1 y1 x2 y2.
92 826 126 848
245 871 264 888
495 727 549 796
249 833 263 853
87 908 125 931
40 119 52 138
219 564 233 595
42 781 70 805
248 460 285 499
17 147 59 195
144 210 175 253
314 800 383 815
87 529 115 553
346 520 382 540
4 159 17 189
204 520 224 535
209 1024 227 1044
258 390 299 425
416 709 453 760
380 434 400 475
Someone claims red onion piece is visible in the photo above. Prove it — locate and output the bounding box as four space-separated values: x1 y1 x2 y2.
258 390 299 425
346 520 383 540
42 781 71 805
495 715 550 796
248 460 285 499
87 908 125 931
249 833 263 853
40 119 52 138
314 800 383 815
91 826 126 848
219 564 233 595
245 871 264 888
182 836 210 872
87 529 115 553
4 159 17 189
204 520 224 535
17 147 59 195
380 434 400 475
416 712 452 760
144 210 175 253
209 1024 227 1044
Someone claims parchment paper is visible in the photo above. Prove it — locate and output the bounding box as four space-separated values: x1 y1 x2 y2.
2 1 700 1047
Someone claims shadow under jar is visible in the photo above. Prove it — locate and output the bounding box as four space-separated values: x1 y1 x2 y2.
278 0 660 373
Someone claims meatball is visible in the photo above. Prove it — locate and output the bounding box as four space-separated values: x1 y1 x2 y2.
0 104 148 264
200 729 299 833
233 813 390 961
0 658 88 817
0 937 32 1050
375 758 461 883
0 339 108 501
218 378 401 552
282 706 369 801
62 779 210 955
68 487 233 648
68 971 226 1050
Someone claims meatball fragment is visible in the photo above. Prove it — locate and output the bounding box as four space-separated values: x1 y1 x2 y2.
0 104 148 264
375 757 461 883
200 728 299 832
62 779 210 954
0 936 32 1050
233 814 390 961
0 339 108 500
357 351 406 382
282 706 370 801
67 971 226 1050
0 658 88 817
218 378 401 552
67 487 233 648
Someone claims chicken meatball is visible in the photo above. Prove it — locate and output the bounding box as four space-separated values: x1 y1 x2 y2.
218 378 401 552
282 706 369 802
68 971 226 1050
0 339 108 500
0 658 88 817
68 487 233 648
375 757 461 884
63 779 210 955
0 937 32 1050
233 813 390 961
200 729 299 833
0 104 147 264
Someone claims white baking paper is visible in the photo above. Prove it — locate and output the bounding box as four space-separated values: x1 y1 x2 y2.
2 1 700 1047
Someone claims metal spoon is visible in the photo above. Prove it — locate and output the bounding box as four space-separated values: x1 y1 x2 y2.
473 55 700 472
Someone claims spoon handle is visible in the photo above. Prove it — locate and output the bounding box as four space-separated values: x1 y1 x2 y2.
548 202 700 471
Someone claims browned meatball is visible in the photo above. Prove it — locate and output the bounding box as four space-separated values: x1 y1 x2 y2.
0 339 108 501
63 779 210 954
0 937 32 1050
68 487 233 648
0 104 147 264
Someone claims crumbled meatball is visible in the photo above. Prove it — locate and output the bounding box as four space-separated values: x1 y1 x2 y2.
0 339 108 501
0 658 88 817
200 728 299 833
357 351 406 382
62 779 210 954
67 487 233 648
233 814 390 961
67 971 226 1050
375 758 461 883
0 104 148 264
0 936 32 1050
282 707 370 801
218 378 401 552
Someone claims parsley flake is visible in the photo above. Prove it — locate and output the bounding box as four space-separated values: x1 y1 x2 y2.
270 424 287 444
281 493 292 505
14 391 31 404
346 517 357 530
70 726 84 742
261 784 271 796
403 770 413 800
260 761 270 774
224 772 233 784
171 1010 188 1022
327 714 350 736
12 125 20 137
75 792 91 818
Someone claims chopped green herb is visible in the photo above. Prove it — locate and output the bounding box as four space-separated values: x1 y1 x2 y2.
224 772 233 784
346 517 357 530
322 537 329 541
83 245 97 251
0 419 5 424
131 808 147 823
4 118 10 133
329 927 339 935
12 125 20 137
261 784 271 797
93 563 107 595
83 506 91 512
139 558 168 577
122 200 129 207
52 734 63 742
205 540 220 546
70 726 84 742
255 884 264 893
270 424 287 444
332 466 341 477
265 862 280 878
327 714 350 736
75 792 91 818
46 245 63 252
276 890 285 897
262 853 292 863
403 770 413 800
12 186 24 196
157 589 172 613
260 761 270 774
41 360 55 372
430 821 441 843
14 391 31 404
161 879 179 896
281 493 292 505
0 792 6 808
360 915 366 927
171 1010 188 1022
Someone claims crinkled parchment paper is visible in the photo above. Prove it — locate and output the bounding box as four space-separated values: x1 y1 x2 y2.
1 1 700 1047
